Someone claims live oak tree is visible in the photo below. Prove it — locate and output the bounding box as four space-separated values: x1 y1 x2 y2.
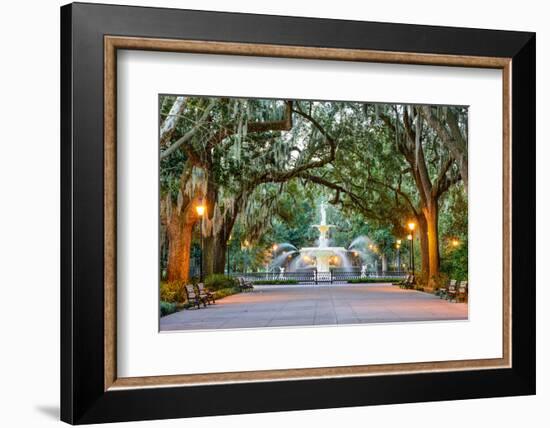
160 97 338 281
292 103 465 287
159 96 467 287
379 105 463 287
160 97 293 280
420 106 468 192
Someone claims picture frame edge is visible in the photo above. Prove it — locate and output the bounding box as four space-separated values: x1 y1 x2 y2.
61 2 536 424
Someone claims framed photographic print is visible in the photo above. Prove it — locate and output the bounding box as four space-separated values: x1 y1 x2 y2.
61 2 535 424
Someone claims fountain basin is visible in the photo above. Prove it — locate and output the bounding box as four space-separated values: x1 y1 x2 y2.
299 247 350 272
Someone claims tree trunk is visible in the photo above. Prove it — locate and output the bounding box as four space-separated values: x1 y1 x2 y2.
166 208 195 282
423 200 440 290
381 254 388 272
202 234 215 278
417 215 430 280
213 239 227 274
202 233 229 276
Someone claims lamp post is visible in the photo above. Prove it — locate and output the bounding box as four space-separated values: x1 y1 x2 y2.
242 240 250 274
407 221 416 274
226 235 231 275
196 199 205 282
396 240 401 273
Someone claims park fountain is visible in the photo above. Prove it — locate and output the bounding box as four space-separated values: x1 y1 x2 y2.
298 202 352 272
272 202 356 273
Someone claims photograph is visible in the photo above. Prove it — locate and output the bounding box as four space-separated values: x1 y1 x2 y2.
0 0 541 425
159 95 469 331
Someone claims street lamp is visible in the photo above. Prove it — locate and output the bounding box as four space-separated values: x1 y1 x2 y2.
196 202 205 217
196 198 206 282
396 239 402 272
226 235 231 275
451 238 460 248
407 222 416 274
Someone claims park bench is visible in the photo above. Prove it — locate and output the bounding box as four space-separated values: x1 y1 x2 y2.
446 281 458 302
197 283 216 305
436 279 456 299
237 277 254 292
393 274 410 286
399 275 415 289
184 284 207 309
456 281 468 303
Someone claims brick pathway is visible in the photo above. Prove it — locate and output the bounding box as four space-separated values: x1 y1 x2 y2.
160 283 468 331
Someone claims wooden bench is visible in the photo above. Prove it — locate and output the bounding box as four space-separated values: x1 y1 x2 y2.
457 281 468 303
197 283 215 305
393 274 410 286
184 284 207 309
436 279 456 299
446 281 458 302
237 277 254 292
399 275 415 289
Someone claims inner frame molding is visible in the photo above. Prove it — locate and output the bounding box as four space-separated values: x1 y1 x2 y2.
104 35 512 391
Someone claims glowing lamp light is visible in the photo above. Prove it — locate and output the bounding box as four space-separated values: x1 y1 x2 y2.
451 239 460 247
196 199 206 216
407 234 413 241
272 244 278 251
396 239 402 245
408 222 416 231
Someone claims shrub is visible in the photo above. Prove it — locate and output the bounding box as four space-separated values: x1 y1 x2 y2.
347 277 402 284
430 273 450 290
413 271 429 288
160 280 186 303
440 240 468 281
160 301 177 317
214 287 241 300
204 274 239 291
252 280 298 285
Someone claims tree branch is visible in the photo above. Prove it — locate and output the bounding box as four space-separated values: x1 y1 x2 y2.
160 96 186 147
432 156 454 198
160 99 216 160
420 105 468 191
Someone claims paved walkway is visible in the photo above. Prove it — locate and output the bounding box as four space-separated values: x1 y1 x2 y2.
160 283 468 331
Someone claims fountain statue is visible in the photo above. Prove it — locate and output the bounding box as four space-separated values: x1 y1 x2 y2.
269 202 384 275
296 202 352 272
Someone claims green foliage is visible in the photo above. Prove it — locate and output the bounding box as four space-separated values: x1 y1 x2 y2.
440 240 468 281
204 274 239 291
269 197 318 249
159 96 468 281
252 280 299 285
417 271 448 291
213 287 241 299
439 185 468 281
160 301 177 317
160 281 186 303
